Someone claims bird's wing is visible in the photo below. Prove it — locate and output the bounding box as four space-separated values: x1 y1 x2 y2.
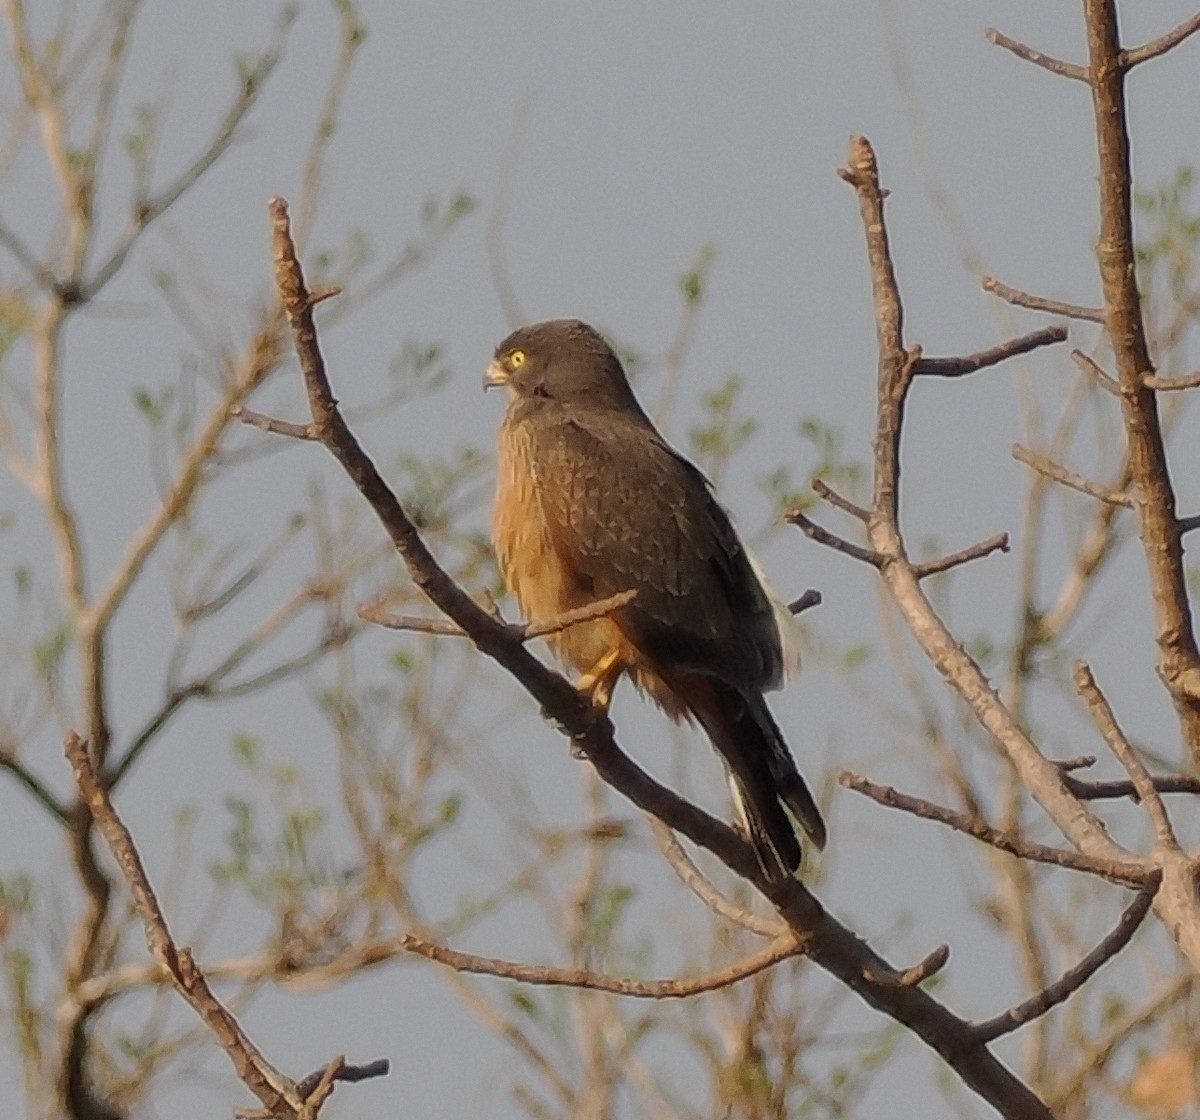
523 407 783 690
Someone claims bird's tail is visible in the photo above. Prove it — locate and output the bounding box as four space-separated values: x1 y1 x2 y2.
683 680 825 881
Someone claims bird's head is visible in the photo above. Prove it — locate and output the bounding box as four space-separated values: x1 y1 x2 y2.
485 319 642 414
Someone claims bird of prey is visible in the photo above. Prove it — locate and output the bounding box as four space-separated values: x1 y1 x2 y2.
486 319 824 879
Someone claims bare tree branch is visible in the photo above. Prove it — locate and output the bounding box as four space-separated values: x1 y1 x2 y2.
1075 663 1178 848
361 590 639 643
269 190 1060 1120
1065 773 1200 801
971 875 1159 1043
840 773 1149 887
1121 12 1200 67
1071 348 1121 394
843 135 1125 869
1143 369 1200 391
1083 0 1200 752
985 27 1090 81
787 588 823 616
787 509 885 567
233 407 319 441
64 733 313 1119
863 944 950 987
915 533 1010 579
0 749 69 823
398 930 802 999
1011 444 1132 506
913 326 1068 377
982 276 1105 322
235 1058 391 1120
811 477 870 522
649 818 786 938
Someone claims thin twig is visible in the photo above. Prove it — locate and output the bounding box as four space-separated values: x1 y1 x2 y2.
971 875 1159 1043
982 277 1104 322
1012 445 1131 507
486 94 534 328
0 214 48 282
788 589 823 616
840 772 1149 887
1074 663 1178 848
80 12 292 301
1065 773 1200 802
236 1057 391 1120
915 533 1009 579
0 751 69 823
64 733 306 1118
811 478 870 522
839 137 908 526
864 944 950 987
89 322 284 638
787 510 885 567
913 326 1068 377
296 1058 390 1098
1071 349 1121 394
985 27 1090 81
1143 369 1200 391
233 407 318 441
398 930 800 999
1121 12 1200 67
1053 754 1097 773
650 818 786 938
362 590 638 643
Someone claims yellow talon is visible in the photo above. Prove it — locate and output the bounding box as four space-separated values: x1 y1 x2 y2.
577 649 622 711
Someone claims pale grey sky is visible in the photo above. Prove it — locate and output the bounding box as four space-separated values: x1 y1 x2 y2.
3 2 1199 1117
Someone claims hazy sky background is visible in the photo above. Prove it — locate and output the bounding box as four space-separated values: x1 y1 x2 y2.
3 2 1200 1117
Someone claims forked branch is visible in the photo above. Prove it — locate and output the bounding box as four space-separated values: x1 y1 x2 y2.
970 876 1159 1043
66 733 369 1119
267 192 1057 1120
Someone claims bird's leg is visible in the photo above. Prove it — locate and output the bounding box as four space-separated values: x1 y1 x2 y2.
576 649 622 711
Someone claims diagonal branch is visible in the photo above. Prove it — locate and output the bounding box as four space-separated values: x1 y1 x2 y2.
1012 444 1132 506
913 326 1068 377
985 27 1090 81
362 589 638 643
843 135 1123 866
971 875 1159 1043
80 11 292 301
787 510 885 567
64 733 307 1118
650 818 786 937
811 478 871 522
915 533 1009 579
982 276 1104 322
269 190 1059 1120
1071 349 1121 394
840 773 1149 887
1075 663 1178 848
1121 12 1200 67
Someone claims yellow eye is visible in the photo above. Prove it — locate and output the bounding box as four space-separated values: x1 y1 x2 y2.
507 349 526 369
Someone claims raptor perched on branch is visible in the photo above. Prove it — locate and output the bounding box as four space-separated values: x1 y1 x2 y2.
487 318 824 880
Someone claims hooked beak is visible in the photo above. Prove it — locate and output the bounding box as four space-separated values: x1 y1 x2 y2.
484 359 508 390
